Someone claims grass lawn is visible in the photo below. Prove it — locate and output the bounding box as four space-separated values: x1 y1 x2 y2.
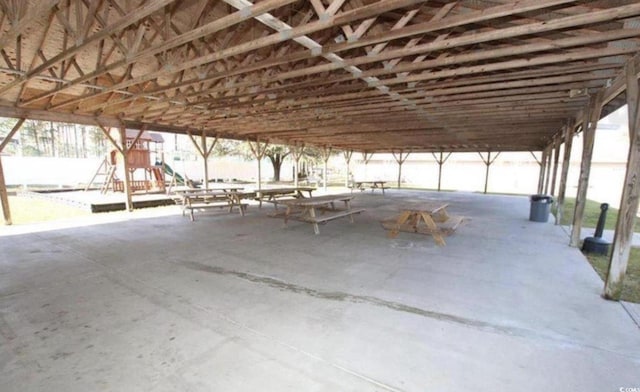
1 195 90 225
584 249 640 303
553 197 639 231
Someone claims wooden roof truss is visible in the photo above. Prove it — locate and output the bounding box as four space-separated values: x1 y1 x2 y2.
0 0 639 152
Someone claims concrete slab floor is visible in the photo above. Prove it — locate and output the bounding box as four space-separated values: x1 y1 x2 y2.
1 190 639 391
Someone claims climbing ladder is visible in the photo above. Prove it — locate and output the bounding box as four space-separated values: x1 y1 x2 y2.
102 165 118 194
85 156 118 193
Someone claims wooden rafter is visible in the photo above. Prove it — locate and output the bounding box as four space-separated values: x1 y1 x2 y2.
0 0 636 152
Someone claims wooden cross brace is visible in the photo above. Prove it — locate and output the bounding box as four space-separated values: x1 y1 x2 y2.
0 118 25 152
343 149 353 164
187 130 218 159
289 143 305 163
431 151 451 165
392 150 410 165
361 151 374 164
320 145 333 163
478 151 501 166
247 139 270 160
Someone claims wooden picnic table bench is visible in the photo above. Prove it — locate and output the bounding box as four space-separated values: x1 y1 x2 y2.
256 186 315 208
172 189 252 221
381 202 466 246
281 194 365 234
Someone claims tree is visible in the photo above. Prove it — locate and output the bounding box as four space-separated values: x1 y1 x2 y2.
209 138 335 182
265 146 290 181
212 140 291 181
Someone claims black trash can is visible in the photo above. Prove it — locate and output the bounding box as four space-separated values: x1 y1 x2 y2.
529 194 554 222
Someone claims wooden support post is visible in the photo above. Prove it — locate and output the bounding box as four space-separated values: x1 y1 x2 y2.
432 151 451 192
343 150 353 188
97 123 138 210
247 139 269 192
187 130 218 190
0 156 10 225
544 145 553 195
536 148 547 194
570 92 604 247
604 60 640 300
119 127 134 212
289 144 305 187
0 118 25 225
201 131 210 190
360 151 374 183
556 119 575 225
392 150 410 189
361 151 373 165
320 146 332 191
478 151 500 194
550 133 562 196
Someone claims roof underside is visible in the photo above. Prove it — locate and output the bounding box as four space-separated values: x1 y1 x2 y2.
0 0 639 152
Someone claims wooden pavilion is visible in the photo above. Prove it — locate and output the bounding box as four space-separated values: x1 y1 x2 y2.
0 0 640 299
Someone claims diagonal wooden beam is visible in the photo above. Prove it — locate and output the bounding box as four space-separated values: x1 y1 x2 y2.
0 0 176 96
96 123 123 155
0 117 25 152
83 0 592 114
49 0 428 111
108 22 639 117
0 0 60 51
186 130 205 157
22 0 298 106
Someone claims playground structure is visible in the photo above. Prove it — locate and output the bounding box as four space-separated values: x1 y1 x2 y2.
86 130 175 194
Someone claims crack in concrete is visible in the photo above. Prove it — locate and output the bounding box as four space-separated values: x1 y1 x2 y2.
181 261 523 334
182 260 640 360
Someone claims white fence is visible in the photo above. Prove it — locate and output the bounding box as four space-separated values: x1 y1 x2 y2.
1 153 628 209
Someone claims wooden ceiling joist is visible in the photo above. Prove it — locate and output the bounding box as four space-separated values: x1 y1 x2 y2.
0 0 638 152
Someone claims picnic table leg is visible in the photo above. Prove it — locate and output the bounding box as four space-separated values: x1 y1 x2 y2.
389 210 412 238
345 199 355 223
235 195 246 217
188 198 195 222
283 205 291 227
308 207 320 235
420 212 446 246
408 213 420 232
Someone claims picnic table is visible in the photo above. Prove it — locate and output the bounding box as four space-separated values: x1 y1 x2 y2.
381 202 465 246
281 194 365 235
351 180 389 195
173 185 244 194
256 186 315 208
172 189 254 221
